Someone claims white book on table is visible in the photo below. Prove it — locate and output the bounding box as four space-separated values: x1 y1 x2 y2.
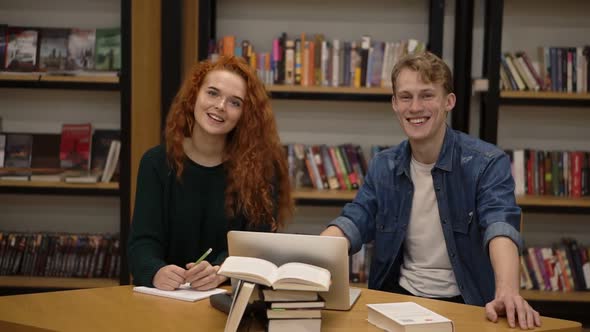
367 302 454 332
133 283 226 302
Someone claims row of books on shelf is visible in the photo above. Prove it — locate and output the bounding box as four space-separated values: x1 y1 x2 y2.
500 48 590 93
0 232 120 279
506 149 590 198
210 34 424 88
0 24 120 74
0 124 120 183
286 143 389 191
350 238 590 293
520 239 590 292
217 256 331 332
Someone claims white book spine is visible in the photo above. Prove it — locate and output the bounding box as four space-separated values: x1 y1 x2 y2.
321 40 329 86
505 55 526 91
513 150 525 196
285 42 295 85
331 39 340 87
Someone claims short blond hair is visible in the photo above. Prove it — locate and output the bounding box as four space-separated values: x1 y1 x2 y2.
390 51 453 96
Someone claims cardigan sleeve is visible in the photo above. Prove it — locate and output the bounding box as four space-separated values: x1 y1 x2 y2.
127 148 168 287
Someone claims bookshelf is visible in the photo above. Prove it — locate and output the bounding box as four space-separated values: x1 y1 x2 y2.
174 0 590 311
0 0 131 290
177 0 448 231
473 0 590 310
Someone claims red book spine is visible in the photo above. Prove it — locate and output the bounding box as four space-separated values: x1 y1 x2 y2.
329 146 347 190
527 150 534 195
572 151 583 198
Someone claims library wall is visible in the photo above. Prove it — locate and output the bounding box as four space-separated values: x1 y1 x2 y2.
469 0 590 244
0 0 119 28
0 196 119 234
0 0 120 235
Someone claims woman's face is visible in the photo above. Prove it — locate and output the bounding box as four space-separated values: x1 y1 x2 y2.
193 69 246 137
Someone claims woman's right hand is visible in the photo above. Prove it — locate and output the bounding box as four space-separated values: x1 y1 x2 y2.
152 265 186 290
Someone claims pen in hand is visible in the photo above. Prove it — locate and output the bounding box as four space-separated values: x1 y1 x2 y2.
195 247 213 264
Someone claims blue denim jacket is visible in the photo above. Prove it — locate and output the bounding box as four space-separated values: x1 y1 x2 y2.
329 127 522 306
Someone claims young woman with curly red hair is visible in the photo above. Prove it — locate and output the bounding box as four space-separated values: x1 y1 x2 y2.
128 56 293 291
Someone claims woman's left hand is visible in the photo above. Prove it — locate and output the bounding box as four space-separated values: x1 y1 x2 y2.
185 261 228 290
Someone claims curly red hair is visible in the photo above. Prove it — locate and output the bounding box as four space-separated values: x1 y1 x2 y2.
164 56 293 230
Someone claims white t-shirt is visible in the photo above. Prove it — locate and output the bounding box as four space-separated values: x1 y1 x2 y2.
398 157 460 298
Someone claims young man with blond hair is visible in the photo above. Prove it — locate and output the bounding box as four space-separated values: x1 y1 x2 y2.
322 52 541 330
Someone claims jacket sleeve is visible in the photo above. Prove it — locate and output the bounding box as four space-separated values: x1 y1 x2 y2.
477 152 523 253
127 151 168 287
328 156 379 255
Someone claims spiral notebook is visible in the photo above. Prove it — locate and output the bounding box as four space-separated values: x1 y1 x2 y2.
133 284 227 302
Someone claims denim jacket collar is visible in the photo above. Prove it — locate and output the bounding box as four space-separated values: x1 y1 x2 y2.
435 125 455 172
395 125 455 177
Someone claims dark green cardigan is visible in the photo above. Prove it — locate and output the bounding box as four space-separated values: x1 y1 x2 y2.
127 145 272 287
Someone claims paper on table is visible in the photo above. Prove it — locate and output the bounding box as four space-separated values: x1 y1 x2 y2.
133 283 227 302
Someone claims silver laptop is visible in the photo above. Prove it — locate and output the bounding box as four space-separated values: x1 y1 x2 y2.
227 231 361 310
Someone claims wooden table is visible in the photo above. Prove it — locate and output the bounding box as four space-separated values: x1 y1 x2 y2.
0 286 581 331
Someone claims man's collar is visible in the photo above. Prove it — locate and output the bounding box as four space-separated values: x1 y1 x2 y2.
395 141 411 177
395 125 455 176
435 126 455 172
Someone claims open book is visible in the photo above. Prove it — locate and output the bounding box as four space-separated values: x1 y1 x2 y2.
367 302 454 332
218 256 331 292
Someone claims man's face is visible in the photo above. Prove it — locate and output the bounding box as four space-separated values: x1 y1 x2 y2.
391 68 455 143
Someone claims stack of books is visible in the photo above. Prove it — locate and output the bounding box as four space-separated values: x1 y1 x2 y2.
263 289 324 332
217 256 331 332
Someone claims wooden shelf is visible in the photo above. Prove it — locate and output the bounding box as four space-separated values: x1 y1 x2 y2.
265 85 391 102
267 85 391 95
500 91 590 107
293 190 590 208
516 195 590 208
292 188 357 201
520 289 590 303
0 180 119 196
40 75 118 84
0 276 119 289
0 73 40 81
0 180 118 190
0 72 119 90
500 91 590 100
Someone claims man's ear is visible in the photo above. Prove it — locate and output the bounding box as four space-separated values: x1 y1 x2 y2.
391 95 398 113
445 92 456 112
